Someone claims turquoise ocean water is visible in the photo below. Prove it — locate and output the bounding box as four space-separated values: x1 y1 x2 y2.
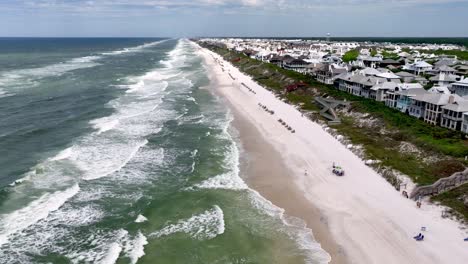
0 38 329 264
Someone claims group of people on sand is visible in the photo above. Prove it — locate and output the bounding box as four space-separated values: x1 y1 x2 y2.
413 232 425 241
258 103 274 115
241 82 256 94
277 118 295 133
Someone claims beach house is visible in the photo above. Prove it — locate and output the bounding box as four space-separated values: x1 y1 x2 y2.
385 83 424 109
369 82 399 101
314 63 349 85
429 73 460 87
441 99 468 131
395 88 428 113
283 58 310 74
449 78 468 96
335 72 381 97
395 71 417 83
403 60 433 75
409 93 458 125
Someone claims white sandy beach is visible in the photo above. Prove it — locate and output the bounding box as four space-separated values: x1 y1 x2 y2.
196 44 468 264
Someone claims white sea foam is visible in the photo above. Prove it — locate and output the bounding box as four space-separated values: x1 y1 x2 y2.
191 173 248 191
0 56 101 91
150 205 225 240
81 139 148 180
0 39 195 262
50 147 74 161
91 119 120 135
135 214 148 223
48 204 105 226
0 40 167 95
8 178 26 187
248 190 332 264
189 134 245 190
101 40 166 56
0 184 79 247
99 230 127 264
123 231 148 264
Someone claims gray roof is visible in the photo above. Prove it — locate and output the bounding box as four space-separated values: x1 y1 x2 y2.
336 73 382 86
397 88 428 97
381 59 399 64
412 93 462 105
442 100 468 112
452 78 468 86
434 59 457 67
437 65 456 72
429 74 459 82
395 71 416 77
370 81 399 91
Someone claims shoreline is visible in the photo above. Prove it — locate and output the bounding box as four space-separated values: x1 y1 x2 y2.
196 43 468 264
230 100 347 264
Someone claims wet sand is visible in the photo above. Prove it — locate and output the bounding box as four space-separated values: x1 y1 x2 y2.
230 104 348 264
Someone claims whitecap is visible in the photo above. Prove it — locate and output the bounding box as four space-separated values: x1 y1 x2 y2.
135 214 148 223
90 118 120 135
150 205 225 240
0 184 80 247
81 139 148 181
190 173 248 191
99 230 128 264
50 147 74 161
101 40 167 56
123 231 148 264
248 190 332 264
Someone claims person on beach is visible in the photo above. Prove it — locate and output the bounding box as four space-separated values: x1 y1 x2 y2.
413 233 424 241
305 169 308 176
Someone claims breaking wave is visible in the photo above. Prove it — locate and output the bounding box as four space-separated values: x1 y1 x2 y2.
150 205 225 240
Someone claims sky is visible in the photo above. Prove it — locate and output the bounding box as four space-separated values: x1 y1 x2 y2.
0 0 467 37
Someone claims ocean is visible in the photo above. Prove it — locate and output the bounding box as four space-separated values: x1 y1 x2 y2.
0 38 329 263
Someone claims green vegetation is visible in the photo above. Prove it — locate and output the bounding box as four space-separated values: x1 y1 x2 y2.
432 183 468 222
421 49 468 61
381 50 400 60
342 49 359 62
370 49 377 57
201 43 468 221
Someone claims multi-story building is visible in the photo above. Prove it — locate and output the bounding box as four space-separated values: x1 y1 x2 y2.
449 78 468 96
314 63 348 85
461 113 468 133
410 94 458 125
441 100 468 131
396 88 428 113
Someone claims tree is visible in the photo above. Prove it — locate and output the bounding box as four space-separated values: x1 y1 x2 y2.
343 49 359 62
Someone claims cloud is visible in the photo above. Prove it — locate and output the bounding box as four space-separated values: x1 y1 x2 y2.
6 0 466 14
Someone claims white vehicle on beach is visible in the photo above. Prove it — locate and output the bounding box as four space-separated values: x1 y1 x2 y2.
332 164 345 176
